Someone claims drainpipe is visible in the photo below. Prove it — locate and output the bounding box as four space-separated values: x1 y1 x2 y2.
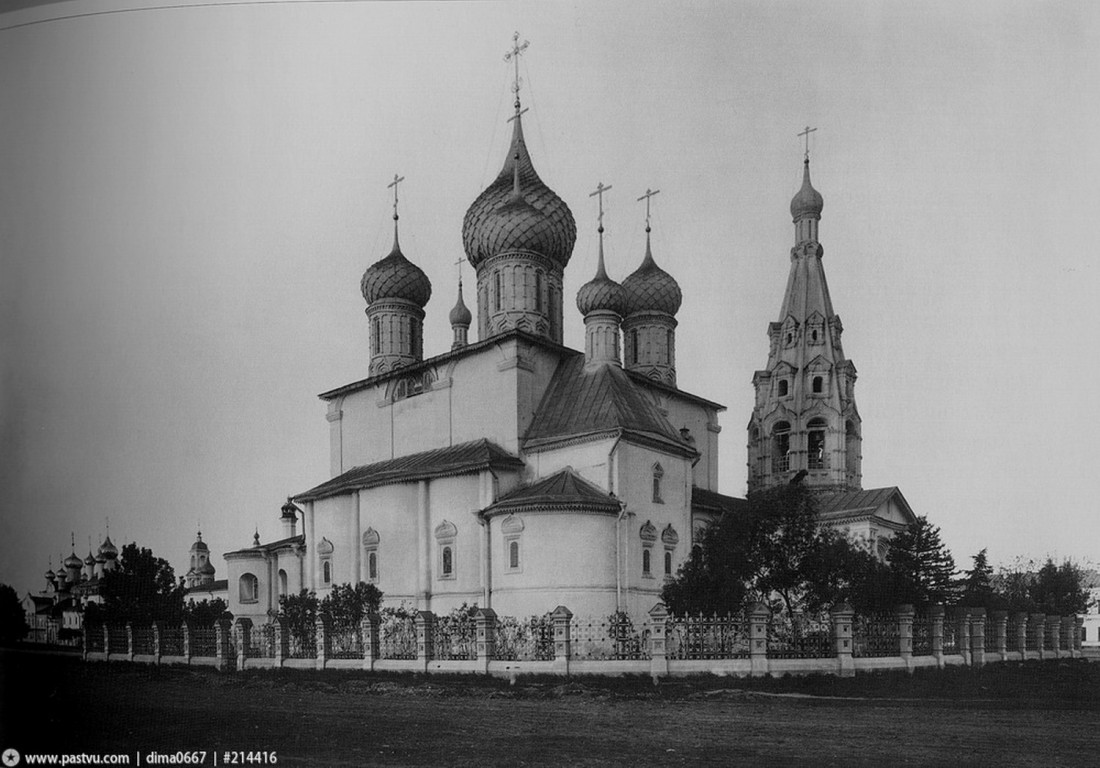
607 435 624 613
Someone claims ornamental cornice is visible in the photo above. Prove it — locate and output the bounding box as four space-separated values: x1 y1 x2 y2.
476 250 564 276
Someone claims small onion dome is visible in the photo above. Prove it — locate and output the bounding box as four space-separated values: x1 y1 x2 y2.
98 536 118 558
360 227 432 309
63 551 83 569
462 115 576 269
191 532 208 552
576 255 625 317
84 552 96 566
448 281 472 327
280 499 300 519
790 158 824 221
621 231 682 316
44 568 56 581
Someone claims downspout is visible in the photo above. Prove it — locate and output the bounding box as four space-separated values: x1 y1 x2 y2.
607 434 623 613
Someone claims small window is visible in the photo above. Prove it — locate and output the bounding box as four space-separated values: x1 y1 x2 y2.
509 540 520 569
652 463 664 503
664 551 673 576
494 271 502 312
239 573 259 603
322 560 332 585
812 376 823 394
642 548 652 576
535 271 543 312
278 569 288 596
778 380 789 397
441 546 453 577
630 330 639 366
368 551 378 581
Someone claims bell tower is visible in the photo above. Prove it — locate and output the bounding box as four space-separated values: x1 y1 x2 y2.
747 136 862 494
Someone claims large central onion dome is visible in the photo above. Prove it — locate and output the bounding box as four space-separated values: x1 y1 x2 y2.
790 158 824 221
462 116 576 269
621 231 682 316
360 228 432 308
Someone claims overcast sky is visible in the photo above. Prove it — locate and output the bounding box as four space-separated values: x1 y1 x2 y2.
2 0 1098 595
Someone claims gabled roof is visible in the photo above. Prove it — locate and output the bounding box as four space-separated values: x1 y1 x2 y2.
817 486 916 525
184 579 229 594
484 468 621 516
691 486 749 516
524 355 695 456
294 439 524 503
224 535 305 558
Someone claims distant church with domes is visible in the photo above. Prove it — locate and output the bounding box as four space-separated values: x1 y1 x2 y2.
187 41 918 625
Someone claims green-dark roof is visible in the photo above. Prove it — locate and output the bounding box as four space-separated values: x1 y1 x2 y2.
484 468 621 516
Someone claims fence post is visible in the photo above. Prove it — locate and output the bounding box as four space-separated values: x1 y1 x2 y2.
748 603 770 678
969 607 986 667
214 618 232 671
235 618 252 672
474 608 497 675
125 623 135 661
928 604 945 668
830 603 855 678
103 625 112 658
1014 612 1029 660
956 609 971 666
647 603 669 682
1045 615 1061 658
82 625 91 661
896 604 914 669
182 621 193 664
1074 615 1084 655
551 605 572 677
273 618 288 668
316 616 331 670
1029 613 1045 659
1059 616 1074 659
361 612 380 672
415 610 435 673
152 621 164 665
989 610 1008 660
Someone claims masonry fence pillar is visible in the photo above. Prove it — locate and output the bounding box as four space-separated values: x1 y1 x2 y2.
831 603 855 678
897 604 914 670
81 625 91 661
1060 617 1075 659
551 605 572 677
956 609 971 666
1045 615 1062 658
214 618 232 671
1074 615 1084 655
647 603 669 681
472 608 497 675
987 610 1007 661
182 622 193 664
748 603 770 677
125 623 135 661
929 604 945 668
273 618 288 668
152 621 164 665
1013 613 1029 660
415 610 435 673
235 618 253 672
1029 614 1046 659
361 612 380 672
969 608 986 667
316 616 332 670
102 625 112 658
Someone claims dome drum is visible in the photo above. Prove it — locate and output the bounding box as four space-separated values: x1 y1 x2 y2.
476 256 563 344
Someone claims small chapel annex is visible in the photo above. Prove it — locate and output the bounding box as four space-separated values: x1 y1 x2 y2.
204 43 917 627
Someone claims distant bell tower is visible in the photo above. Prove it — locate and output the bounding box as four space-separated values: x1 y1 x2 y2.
747 131 862 494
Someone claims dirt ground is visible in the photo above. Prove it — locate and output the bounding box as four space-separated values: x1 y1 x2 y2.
2 650 1098 767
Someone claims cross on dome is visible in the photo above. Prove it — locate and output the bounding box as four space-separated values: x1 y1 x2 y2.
504 31 530 111
637 188 660 231
798 125 818 160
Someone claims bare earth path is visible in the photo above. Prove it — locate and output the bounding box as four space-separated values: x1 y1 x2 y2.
2 650 1098 767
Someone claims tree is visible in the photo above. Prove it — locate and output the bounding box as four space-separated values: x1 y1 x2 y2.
886 516 957 606
319 582 383 626
1029 558 1092 615
0 583 29 644
93 543 185 625
278 589 319 644
958 549 996 607
183 597 232 625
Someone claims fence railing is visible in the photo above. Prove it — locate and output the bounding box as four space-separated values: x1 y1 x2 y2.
80 604 1086 678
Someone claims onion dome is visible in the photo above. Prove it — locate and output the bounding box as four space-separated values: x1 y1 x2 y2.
577 244 624 316
45 567 56 581
621 229 682 316
63 551 82 570
98 536 117 558
790 158 824 221
449 279 472 326
191 532 208 552
360 222 432 308
84 552 96 566
462 113 576 269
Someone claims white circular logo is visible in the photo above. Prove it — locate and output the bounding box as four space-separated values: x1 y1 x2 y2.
1 748 20 767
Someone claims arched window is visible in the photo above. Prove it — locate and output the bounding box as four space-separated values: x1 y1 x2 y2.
239 573 258 603
368 552 378 581
278 569 288 597
772 422 791 472
652 463 664 503
778 380 789 397
630 330 639 366
642 548 651 576
535 271 543 312
808 417 827 470
846 420 860 478
441 546 453 577
509 540 520 570
322 560 332 585
664 550 673 576
494 271 502 312
812 376 823 394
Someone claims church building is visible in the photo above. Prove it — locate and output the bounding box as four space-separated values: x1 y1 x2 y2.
213 42 916 626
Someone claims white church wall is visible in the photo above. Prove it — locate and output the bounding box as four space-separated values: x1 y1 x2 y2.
653 393 721 492
224 551 271 626
309 493 359 597
489 510 618 618
525 439 617 492
443 344 524 455
354 484 420 606
425 474 484 613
